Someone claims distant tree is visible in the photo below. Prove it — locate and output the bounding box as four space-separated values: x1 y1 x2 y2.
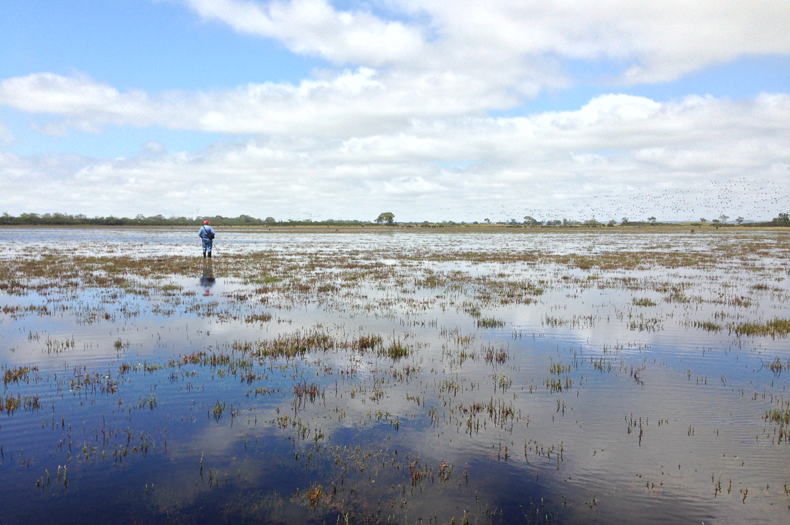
772 212 790 225
700 218 707 223
523 215 538 225
735 216 744 224
647 216 657 224
719 214 729 224
238 214 261 224
621 217 629 225
375 212 395 225
264 217 276 223
607 219 617 227
484 218 490 224
712 219 720 224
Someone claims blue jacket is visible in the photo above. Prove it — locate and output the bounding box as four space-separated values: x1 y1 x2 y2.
198 225 216 240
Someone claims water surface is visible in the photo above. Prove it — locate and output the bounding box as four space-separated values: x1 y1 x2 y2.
1 228 789 524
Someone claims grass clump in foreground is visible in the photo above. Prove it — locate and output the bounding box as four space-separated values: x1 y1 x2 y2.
350 334 410 359
764 402 790 442
693 320 722 332
730 318 790 338
383 340 410 359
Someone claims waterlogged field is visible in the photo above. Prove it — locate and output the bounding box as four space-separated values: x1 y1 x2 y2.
1 228 790 524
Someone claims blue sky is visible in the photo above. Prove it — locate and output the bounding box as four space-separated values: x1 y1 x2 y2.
1 0 789 222
1 1 321 90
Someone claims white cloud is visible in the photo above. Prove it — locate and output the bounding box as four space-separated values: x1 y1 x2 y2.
2 93 788 221
181 0 790 84
0 73 148 116
181 0 426 65
4 2 787 139
409 0 790 83
2 2 789 221
0 69 527 136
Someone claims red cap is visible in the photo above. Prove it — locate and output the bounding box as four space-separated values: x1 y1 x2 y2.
204 220 209 225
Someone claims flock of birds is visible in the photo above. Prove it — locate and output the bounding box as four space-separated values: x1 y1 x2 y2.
434 175 789 223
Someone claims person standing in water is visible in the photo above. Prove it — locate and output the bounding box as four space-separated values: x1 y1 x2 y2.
198 220 216 258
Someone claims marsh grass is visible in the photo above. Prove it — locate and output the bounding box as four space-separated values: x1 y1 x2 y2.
694 321 722 332
730 318 790 338
2 229 790 524
476 317 505 329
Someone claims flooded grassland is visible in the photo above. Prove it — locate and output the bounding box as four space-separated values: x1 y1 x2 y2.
1 228 789 524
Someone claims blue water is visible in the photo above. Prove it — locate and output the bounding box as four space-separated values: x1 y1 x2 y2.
1 228 789 524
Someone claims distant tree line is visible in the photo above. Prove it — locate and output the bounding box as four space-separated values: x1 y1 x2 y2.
1 211 789 228
0 212 367 227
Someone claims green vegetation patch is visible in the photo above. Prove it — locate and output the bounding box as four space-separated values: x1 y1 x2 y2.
730 318 790 338
693 321 722 332
764 402 790 443
476 317 505 329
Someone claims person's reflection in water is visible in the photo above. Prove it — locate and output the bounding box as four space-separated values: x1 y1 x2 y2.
200 262 216 296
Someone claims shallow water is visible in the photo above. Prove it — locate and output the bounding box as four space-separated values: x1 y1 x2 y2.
1 228 789 524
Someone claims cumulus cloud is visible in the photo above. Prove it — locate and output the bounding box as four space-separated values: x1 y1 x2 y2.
420 0 790 83
0 73 148 116
2 1 789 221
0 69 530 136
4 2 787 138
181 0 790 83
182 0 426 65
2 93 788 221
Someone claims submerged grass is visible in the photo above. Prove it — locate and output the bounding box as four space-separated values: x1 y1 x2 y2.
2 229 790 523
730 318 790 338
632 297 657 307
476 316 505 329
